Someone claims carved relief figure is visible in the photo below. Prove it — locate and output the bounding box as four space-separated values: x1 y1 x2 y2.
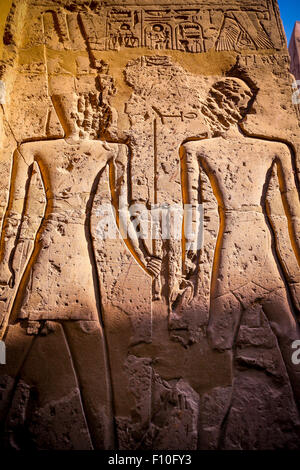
182 78 300 404
0 84 161 330
145 24 171 50
0 92 124 329
0 82 166 447
124 57 210 311
0 93 137 449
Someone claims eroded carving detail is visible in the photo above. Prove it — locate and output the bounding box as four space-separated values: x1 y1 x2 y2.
76 2 283 53
0 0 299 452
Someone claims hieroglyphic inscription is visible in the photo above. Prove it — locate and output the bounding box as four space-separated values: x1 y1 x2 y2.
74 0 284 53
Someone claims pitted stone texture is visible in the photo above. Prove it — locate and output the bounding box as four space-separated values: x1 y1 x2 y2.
0 0 299 451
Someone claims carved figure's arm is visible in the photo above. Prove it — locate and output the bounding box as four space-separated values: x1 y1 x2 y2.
0 146 33 286
111 145 161 277
275 146 300 311
180 143 202 275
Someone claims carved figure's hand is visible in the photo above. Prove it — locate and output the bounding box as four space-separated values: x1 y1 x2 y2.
0 265 13 287
185 250 198 275
146 256 162 277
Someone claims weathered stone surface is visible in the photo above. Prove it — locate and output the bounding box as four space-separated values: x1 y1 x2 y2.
221 374 300 450
0 0 299 450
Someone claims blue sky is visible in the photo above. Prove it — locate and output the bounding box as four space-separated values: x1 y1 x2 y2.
277 0 300 45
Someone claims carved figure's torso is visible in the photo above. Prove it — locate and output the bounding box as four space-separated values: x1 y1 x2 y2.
186 137 288 297
19 139 120 320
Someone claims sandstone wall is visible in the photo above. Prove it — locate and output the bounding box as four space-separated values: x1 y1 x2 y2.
0 0 299 450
